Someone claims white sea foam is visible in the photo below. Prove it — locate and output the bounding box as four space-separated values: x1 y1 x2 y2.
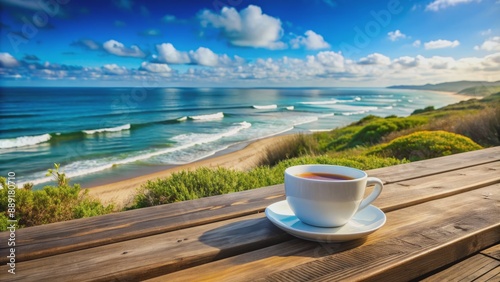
354 97 361 101
171 121 251 144
0 133 51 149
331 105 378 112
253 105 278 109
83 124 130 134
20 122 253 186
285 106 294 110
299 100 337 105
177 116 187 121
319 113 335 117
293 116 318 126
342 111 366 116
189 112 224 120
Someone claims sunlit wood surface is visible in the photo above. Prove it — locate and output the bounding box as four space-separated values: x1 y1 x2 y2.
1 147 499 281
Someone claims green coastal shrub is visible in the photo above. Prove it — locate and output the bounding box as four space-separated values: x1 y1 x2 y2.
312 115 428 152
348 116 428 147
369 131 482 161
411 106 435 115
0 165 113 231
132 154 407 208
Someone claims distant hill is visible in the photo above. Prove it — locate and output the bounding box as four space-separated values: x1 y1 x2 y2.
387 80 500 96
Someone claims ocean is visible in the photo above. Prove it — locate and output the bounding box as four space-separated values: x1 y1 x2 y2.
0 87 464 188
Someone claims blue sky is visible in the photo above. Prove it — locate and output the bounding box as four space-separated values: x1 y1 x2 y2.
0 0 499 87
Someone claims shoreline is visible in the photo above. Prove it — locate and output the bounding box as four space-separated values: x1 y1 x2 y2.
85 134 299 208
428 90 479 101
84 90 477 208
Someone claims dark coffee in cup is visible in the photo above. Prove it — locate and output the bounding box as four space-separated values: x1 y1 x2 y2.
296 172 354 181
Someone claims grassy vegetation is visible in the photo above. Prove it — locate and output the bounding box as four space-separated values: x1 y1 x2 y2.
0 165 113 231
388 80 500 96
458 85 500 96
3 92 499 230
132 155 406 208
369 131 482 161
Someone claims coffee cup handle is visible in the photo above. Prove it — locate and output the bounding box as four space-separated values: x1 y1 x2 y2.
358 177 383 211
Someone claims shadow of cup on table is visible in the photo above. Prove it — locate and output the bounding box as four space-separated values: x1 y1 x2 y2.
199 217 292 261
199 216 368 263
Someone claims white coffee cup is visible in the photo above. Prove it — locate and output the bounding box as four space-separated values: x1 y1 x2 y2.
285 165 383 228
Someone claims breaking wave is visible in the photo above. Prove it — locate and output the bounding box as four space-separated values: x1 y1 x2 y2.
82 124 131 134
0 134 51 149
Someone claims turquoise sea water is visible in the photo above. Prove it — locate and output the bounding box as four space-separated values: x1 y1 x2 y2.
0 87 463 188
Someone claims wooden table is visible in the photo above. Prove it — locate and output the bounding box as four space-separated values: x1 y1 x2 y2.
1 147 499 281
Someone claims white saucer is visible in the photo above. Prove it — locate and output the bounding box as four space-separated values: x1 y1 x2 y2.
265 200 386 243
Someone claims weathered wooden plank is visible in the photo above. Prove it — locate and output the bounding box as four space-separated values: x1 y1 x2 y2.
0 213 289 281
367 146 500 184
343 228 499 282
482 244 500 260
1 159 498 265
475 266 500 282
374 161 500 212
146 184 500 282
420 253 500 282
0 184 285 263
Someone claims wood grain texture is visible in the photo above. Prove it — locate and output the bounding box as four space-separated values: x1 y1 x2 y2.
367 146 500 184
1 148 497 264
146 184 500 282
0 148 498 281
0 147 500 263
0 213 290 281
0 184 285 263
373 161 500 212
482 244 500 260
474 266 500 282
420 253 500 282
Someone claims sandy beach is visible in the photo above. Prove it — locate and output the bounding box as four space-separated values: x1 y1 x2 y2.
86 134 299 208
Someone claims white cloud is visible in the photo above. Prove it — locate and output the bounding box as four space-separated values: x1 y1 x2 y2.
358 53 391 65
102 64 128 75
6 49 500 87
424 39 460 49
413 40 422 47
290 30 330 50
392 56 420 68
388 30 407 41
0 53 20 68
140 62 171 73
156 43 190 64
103 40 146 58
198 5 285 49
474 36 500 51
156 43 240 67
189 47 219 66
307 51 345 73
481 52 500 70
426 0 479 11
426 56 456 69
